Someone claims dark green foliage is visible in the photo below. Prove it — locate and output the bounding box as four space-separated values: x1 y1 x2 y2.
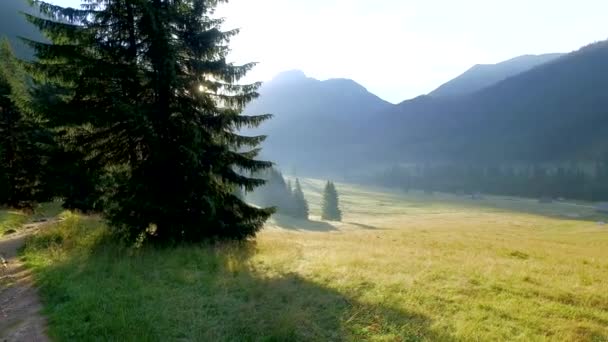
376 162 608 202
25 0 273 242
321 181 341 221
0 38 53 208
49 150 106 213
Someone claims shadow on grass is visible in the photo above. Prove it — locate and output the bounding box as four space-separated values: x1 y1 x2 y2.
392 190 608 223
23 218 454 341
470 198 608 223
346 222 382 230
272 214 338 232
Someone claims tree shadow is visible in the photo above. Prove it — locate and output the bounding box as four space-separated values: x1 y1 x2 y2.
466 197 608 223
345 222 382 230
401 190 608 223
272 214 338 232
0 233 28 259
27 237 455 341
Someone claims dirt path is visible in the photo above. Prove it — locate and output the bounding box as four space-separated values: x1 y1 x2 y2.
0 222 52 342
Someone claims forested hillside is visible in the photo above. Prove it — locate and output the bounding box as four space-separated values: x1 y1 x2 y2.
0 0 44 58
0 0 274 242
373 41 608 163
368 41 608 200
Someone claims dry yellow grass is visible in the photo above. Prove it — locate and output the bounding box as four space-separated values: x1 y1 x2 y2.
19 179 608 341
258 179 608 340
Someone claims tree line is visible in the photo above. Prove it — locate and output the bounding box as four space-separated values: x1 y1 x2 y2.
247 168 309 220
248 168 343 221
376 163 608 201
0 0 275 243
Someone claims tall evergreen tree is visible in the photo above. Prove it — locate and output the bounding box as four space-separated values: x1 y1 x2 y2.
286 180 293 193
248 168 290 214
0 38 53 208
25 0 273 242
292 178 309 220
321 181 341 221
248 169 313 218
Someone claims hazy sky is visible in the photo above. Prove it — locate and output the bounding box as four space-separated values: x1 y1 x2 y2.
52 0 608 103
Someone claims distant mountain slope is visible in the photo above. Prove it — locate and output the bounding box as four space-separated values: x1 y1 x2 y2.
372 41 608 163
428 53 564 97
0 0 44 58
245 70 392 174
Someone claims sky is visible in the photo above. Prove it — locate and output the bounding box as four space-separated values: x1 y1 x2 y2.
52 0 608 103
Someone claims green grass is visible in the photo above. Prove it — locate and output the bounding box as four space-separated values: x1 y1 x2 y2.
0 210 29 235
22 182 608 341
0 201 63 235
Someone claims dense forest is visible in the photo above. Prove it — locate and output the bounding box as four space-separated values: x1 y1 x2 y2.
376 162 608 201
0 0 275 243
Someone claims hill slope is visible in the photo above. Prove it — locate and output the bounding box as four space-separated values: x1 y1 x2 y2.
370 41 608 163
0 0 44 58
429 53 563 97
429 53 564 97
245 70 392 174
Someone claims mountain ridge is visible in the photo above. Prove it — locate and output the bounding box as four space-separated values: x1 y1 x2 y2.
371 40 608 163
245 71 392 174
427 53 564 97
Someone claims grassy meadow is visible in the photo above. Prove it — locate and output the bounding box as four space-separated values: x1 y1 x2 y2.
13 179 608 341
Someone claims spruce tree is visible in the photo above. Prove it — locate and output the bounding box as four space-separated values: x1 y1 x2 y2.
25 0 273 242
286 180 293 193
0 38 53 208
292 178 309 220
321 181 342 221
284 179 296 216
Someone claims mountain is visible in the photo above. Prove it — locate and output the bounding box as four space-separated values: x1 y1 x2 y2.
245 70 392 175
428 53 564 97
370 40 608 163
0 0 44 59
248 42 608 176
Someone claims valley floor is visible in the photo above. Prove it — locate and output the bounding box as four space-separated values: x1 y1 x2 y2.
12 181 608 341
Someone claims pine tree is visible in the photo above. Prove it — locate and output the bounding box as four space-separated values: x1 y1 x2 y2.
0 38 53 208
286 180 293 193
292 178 309 220
321 181 342 221
283 178 297 216
25 1 273 242
22 78 106 213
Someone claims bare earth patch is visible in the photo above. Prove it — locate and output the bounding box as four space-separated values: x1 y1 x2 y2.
0 223 51 342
